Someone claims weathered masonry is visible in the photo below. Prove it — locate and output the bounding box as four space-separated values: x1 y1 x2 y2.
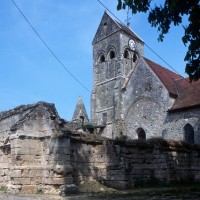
0 102 72 193
0 11 200 194
91 12 200 143
0 102 200 194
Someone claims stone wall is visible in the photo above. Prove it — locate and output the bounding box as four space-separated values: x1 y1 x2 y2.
165 108 200 144
70 135 200 189
0 102 73 194
123 58 174 140
0 144 11 187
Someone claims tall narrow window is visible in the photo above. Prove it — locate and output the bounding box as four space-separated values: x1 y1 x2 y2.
102 113 107 125
137 128 146 140
109 51 115 59
183 123 194 144
100 54 105 63
133 52 138 62
124 49 129 59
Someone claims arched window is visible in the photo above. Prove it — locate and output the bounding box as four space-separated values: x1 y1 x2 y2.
133 52 138 62
99 54 105 63
183 123 194 144
109 50 115 59
137 128 146 140
124 49 129 59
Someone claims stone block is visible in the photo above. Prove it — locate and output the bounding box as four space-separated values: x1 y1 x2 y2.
10 170 21 178
29 169 43 177
59 184 78 196
42 176 73 185
12 177 31 185
54 164 72 175
7 184 22 194
30 177 42 185
20 185 37 193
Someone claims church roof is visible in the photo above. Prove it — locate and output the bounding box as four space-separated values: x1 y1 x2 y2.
143 57 200 111
93 11 143 44
169 78 200 111
115 20 144 43
143 57 182 95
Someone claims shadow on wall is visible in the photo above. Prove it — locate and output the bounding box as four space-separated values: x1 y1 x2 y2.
70 134 100 185
48 133 73 190
70 134 200 189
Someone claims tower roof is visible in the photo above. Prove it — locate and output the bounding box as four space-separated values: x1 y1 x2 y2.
72 96 89 122
93 11 143 45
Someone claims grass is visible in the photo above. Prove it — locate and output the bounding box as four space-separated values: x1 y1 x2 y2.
84 182 200 199
0 186 6 193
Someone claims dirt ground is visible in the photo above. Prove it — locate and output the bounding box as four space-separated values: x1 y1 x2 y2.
0 187 200 200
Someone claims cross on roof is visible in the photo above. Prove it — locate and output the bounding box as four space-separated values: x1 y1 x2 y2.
125 7 131 27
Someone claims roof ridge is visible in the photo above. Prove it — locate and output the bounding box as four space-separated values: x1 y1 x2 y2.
143 57 182 77
0 101 53 121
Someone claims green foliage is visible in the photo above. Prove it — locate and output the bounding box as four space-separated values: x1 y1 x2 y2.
82 123 95 133
0 186 6 193
117 0 200 81
82 123 94 129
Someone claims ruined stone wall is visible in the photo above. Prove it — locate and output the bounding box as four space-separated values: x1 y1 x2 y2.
70 136 200 189
6 136 72 193
0 145 11 187
0 104 36 190
0 102 73 193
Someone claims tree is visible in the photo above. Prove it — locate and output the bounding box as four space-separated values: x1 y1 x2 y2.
117 0 200 81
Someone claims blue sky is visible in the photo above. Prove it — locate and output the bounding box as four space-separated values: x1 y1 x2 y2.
0 0 188 120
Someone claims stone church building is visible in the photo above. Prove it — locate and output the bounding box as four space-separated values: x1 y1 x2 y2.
0 11 200 194
91 12 200 144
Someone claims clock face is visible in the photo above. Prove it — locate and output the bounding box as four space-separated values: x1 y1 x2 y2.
128 39 136 50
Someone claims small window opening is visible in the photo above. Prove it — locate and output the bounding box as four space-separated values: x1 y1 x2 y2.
80 116 85 125
103 22 107 26
100 55 105 63
109 51 115 59
137 128 146 140
102 113 107 125
124 50 129 59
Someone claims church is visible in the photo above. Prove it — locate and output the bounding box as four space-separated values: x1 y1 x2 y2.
86 12 200 144
0 11 200 193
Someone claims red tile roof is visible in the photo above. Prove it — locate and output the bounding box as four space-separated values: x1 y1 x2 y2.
143 57 182 95
143 57 200 111
169 78 200 111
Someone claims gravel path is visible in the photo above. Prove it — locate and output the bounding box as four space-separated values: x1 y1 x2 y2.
1 187 200 200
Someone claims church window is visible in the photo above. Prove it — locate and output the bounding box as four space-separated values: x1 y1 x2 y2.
102 113 107 125
79 116 85 125
103 22 107 26
99 54 105 63
124 49 129 59
137 128 146 140
133 52 138 62
183 123 194 144
109 50 115 59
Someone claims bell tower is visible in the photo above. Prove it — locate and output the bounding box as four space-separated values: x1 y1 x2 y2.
91 11 144 138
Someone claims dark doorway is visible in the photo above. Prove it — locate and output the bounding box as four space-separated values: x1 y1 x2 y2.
137 128 146 140
183 123 194 144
